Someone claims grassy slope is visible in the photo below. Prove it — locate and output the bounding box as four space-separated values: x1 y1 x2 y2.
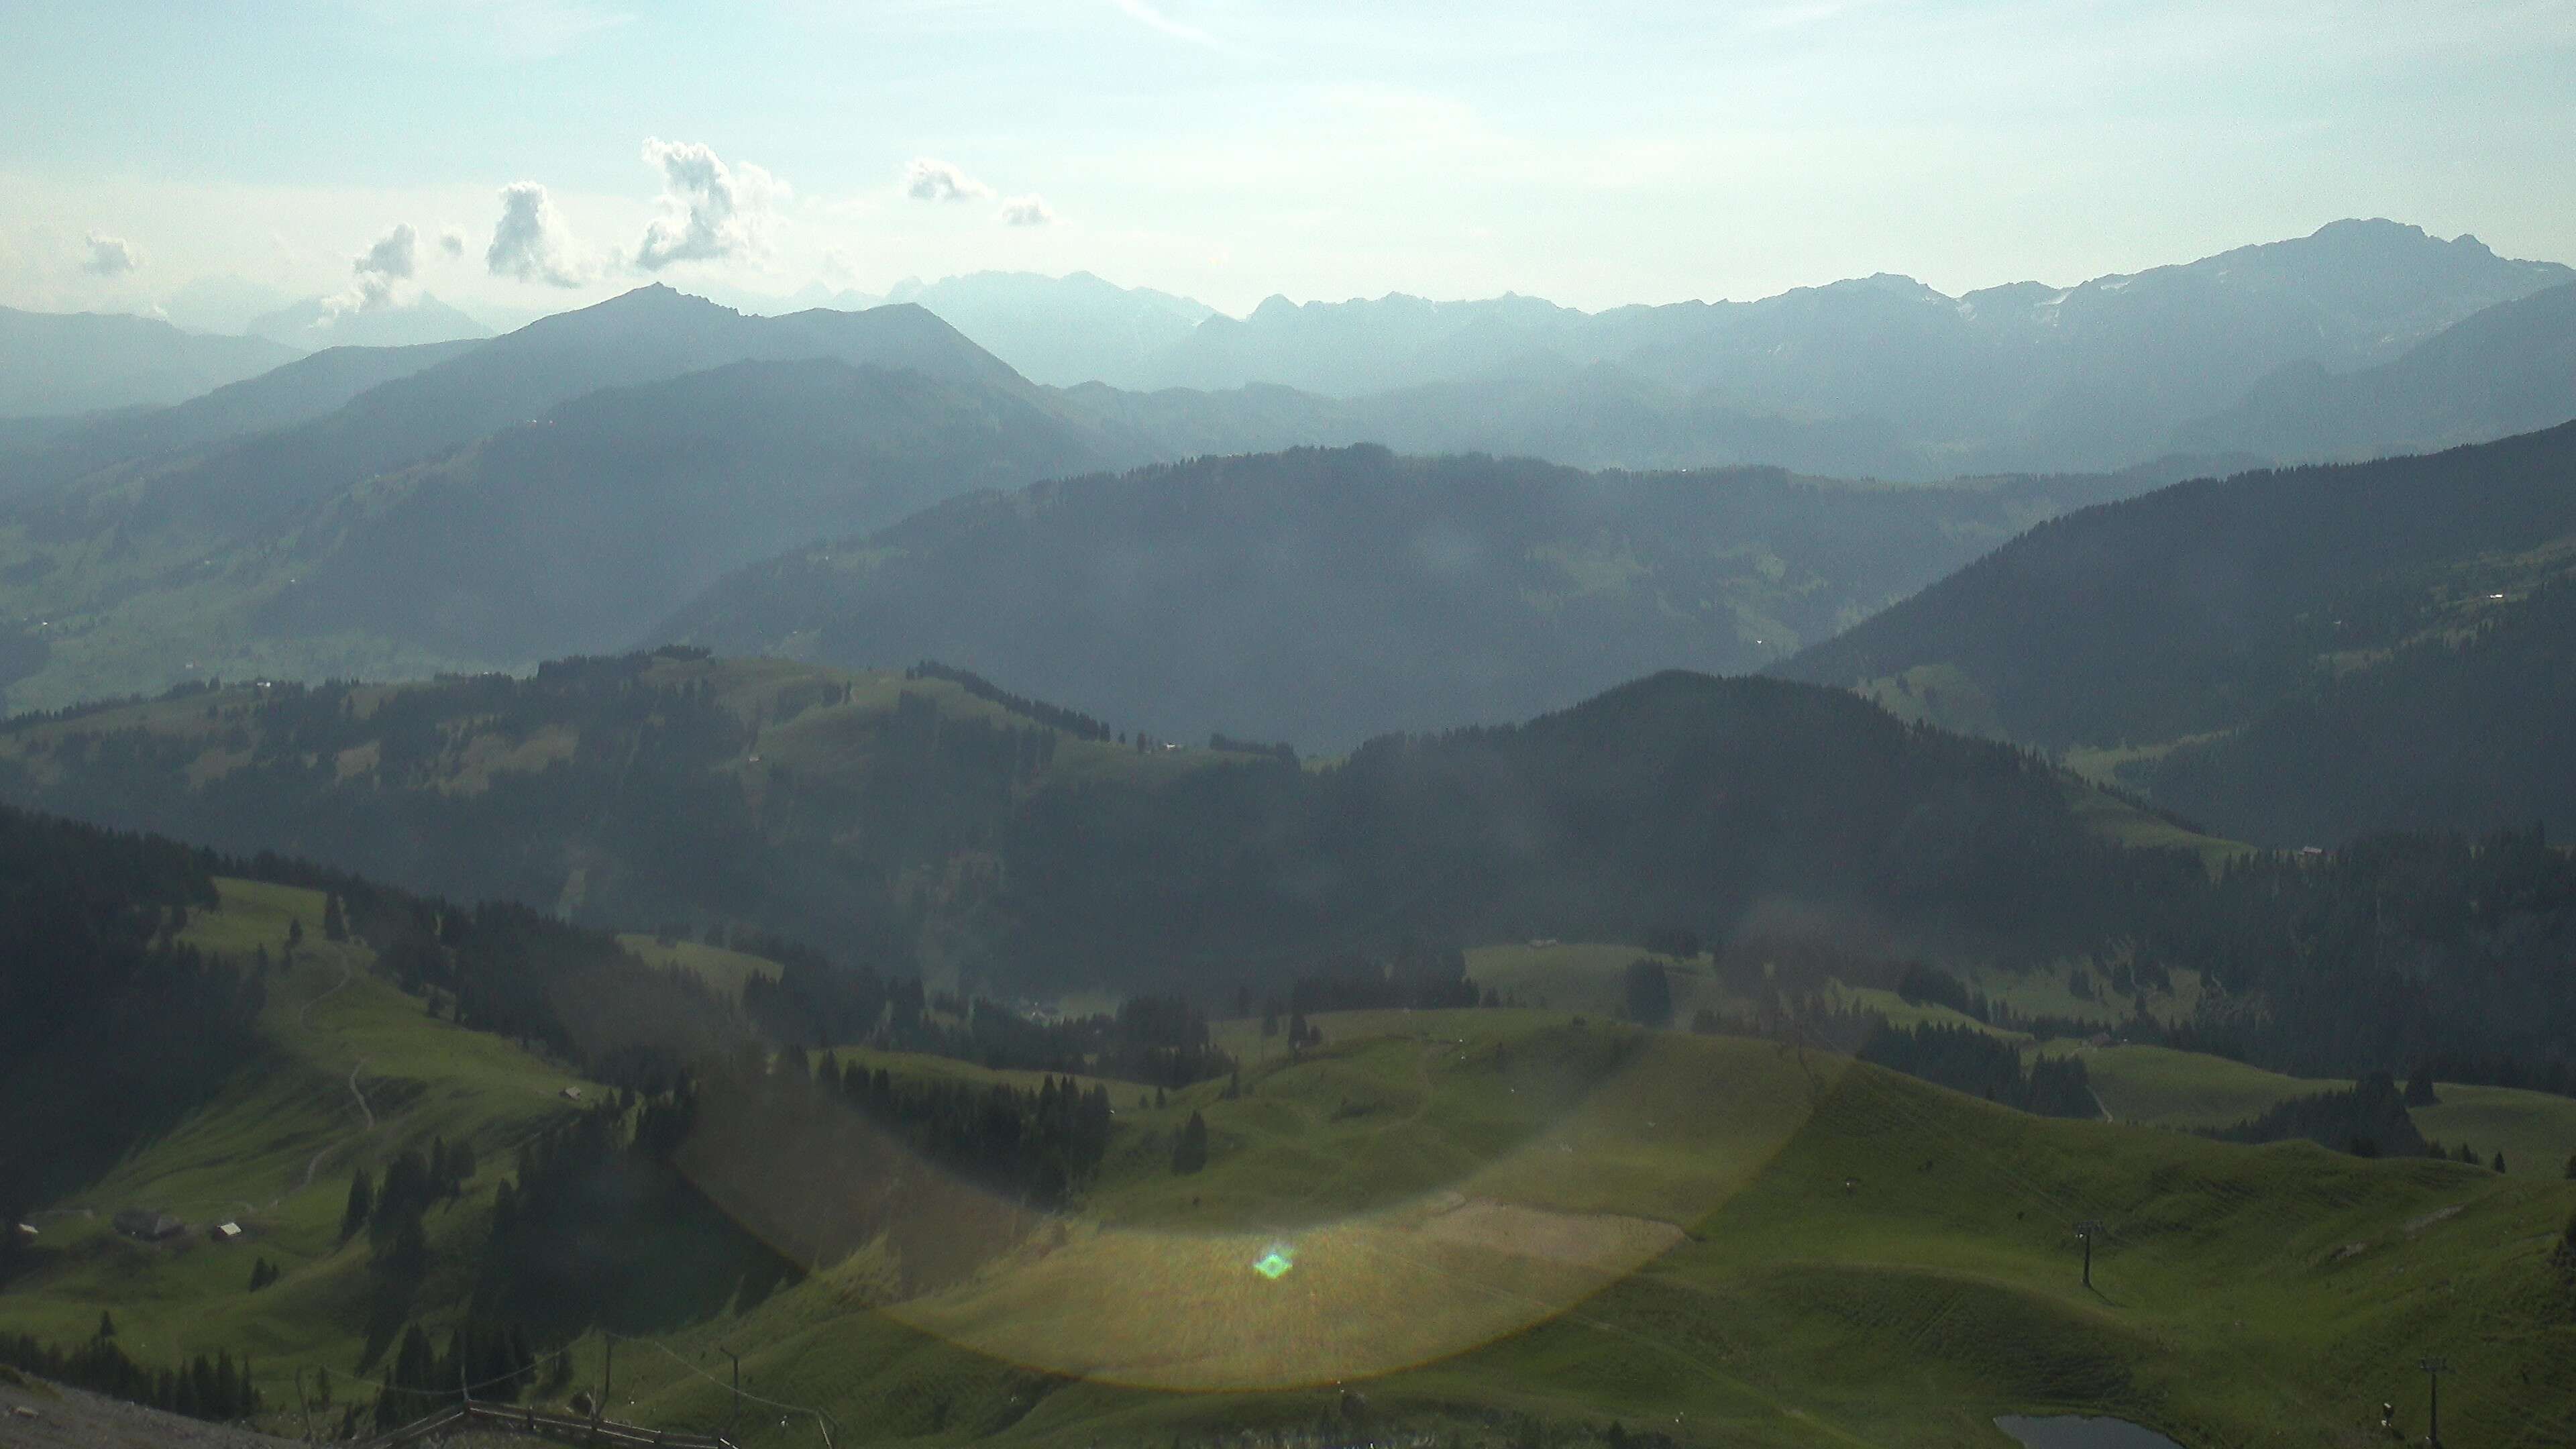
2061 1042 2576 1177
620 934 785 1001
1463 943 2202 1036
2059 784 2251 874
12 937 2576 1447
0 655 1205 802
3 878 594 1389
585 1010 2576 1449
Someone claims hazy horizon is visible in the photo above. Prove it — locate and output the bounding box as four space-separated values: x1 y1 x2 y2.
6 1 2573 327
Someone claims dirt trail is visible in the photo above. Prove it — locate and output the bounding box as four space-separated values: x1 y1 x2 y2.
268 957 376 1207
299 959 352 1029
270 1057 374 1207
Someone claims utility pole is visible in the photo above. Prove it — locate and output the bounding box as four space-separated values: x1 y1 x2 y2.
294 1366 313 1442
2074 1220 2104 1289
722 1346 743 1436
602 1333 614 1418
2419 1356 2449 1446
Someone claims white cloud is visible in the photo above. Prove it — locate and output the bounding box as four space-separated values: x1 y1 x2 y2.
485 182 590 287
82 231 142 276
634 138 786 270
906 157 993 203
327 222 417 315
998 194 1056 227
360 223 418 282
437 227 466 260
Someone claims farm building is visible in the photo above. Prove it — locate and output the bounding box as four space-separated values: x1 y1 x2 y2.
561 1086 584 1102
10 1222 34 1242
211 1222 245 1242
113 1209 184 1241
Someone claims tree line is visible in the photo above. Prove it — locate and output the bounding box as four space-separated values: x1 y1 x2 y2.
0 1328 262 1424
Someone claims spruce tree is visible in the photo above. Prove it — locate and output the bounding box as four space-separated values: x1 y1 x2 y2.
1171 1110 1210 1173
341 1167 375 1242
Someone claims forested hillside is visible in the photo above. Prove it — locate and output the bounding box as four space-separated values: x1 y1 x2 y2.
0 655 2163 989
3 669 2574 1448
5 651 2575 1099
658 445 2153 747
1775 423 2576 838
2143 580 2576 843
0 811 233 1209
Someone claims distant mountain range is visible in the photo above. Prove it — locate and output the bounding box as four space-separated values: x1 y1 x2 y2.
1773 423 2576 843
0 287 1111 706
865 219 2575 476
242 291 492 350
0 337 482 494
0 285 2183 714
805 270 1216 389
2174 280 2576 464
254 356 1118 663
2 219 2572 786
0 306 301 417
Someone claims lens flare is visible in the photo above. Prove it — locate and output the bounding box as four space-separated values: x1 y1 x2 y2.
1253 1244 1295 1279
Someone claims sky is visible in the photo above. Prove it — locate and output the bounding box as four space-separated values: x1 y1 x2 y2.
3 0 2572 327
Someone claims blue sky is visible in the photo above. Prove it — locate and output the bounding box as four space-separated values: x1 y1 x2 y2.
4 0 2571 323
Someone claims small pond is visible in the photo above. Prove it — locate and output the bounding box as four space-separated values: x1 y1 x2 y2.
1994 1414 2187 1449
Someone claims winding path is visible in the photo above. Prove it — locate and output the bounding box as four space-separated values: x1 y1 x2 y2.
300 957 355 1028
276 1055 376 1204
258 957 380 1208
38 951 385 1225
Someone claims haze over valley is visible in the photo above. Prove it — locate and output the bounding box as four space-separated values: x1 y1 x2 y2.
7 6 2576 1447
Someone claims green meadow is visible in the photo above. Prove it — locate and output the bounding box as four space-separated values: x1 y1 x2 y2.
6 913 2574 1448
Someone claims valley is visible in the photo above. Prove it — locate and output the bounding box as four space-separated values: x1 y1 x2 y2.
5 160 2576 1448
7 903 2571 1446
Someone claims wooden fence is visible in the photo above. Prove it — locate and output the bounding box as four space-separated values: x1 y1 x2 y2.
363 1399 740 1448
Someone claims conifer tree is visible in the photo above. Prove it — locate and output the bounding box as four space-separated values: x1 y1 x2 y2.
341 1167 375 1242
1171 1110 1210 1174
